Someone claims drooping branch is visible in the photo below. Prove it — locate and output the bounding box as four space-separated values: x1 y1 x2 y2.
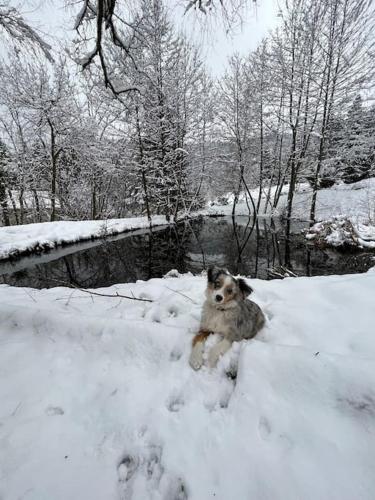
74 0 140 96
73 0 260 97
0 4 53 62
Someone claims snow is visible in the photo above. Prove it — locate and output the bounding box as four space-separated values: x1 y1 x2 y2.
357 223 375 248
6 190 60 210
306 217 375 249
203 178 375 223
0 216 171 260
1 271 375 500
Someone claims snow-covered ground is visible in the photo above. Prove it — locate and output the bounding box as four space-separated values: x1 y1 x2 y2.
6 190 60 210
0 216 171 260
1 271 375 500
204 178 375 223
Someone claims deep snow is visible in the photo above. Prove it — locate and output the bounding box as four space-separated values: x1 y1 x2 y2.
0 215 171 260
1 271 375 500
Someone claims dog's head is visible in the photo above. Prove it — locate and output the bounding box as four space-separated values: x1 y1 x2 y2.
206 267 253 308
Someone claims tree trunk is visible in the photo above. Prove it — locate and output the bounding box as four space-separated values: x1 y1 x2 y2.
0 173 10 226
32 189 41 222
135 106 151 224
8 189 19 224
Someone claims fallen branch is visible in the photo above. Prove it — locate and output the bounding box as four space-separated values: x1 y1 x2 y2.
47 278 153 303
267 266 298 279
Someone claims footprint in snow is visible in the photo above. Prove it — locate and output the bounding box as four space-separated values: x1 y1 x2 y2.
167 305 179 318
166 394 185 412
258 416 272 440
117 445 187 500
45 406 64 416
118 454 139 483
169 348 182 361
258 416 294 451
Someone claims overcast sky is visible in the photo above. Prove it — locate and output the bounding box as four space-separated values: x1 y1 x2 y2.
178 0 281 75
21 0 281 76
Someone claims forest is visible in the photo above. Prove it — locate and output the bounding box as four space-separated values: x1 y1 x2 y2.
0 0 374 226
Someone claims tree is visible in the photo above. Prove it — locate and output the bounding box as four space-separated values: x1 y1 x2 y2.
218 54 256 216
0 139 11 225
72 0 260 96
309 0 375 222
338 95 375 183
101 0 208 220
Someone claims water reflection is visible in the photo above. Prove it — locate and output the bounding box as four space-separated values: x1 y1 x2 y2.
0 217 373 289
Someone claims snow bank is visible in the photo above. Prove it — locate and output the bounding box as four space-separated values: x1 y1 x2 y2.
0 216 171 260
203 178 375 223
1 272 375 499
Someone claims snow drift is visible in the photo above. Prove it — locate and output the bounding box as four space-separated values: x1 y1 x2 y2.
1 271 375 499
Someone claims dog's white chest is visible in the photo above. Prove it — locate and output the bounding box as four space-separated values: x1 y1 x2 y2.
204 308 229 335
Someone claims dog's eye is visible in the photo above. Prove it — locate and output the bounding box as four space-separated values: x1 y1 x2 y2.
214 281 220 288
227 288 233 294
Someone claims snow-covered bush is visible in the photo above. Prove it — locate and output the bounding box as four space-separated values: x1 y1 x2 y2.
306 217 375 250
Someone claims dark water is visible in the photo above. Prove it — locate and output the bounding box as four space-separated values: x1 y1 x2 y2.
0 217 374 289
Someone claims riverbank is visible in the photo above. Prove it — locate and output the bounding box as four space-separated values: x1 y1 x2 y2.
203 178 375 250
0 215 172 261
2 178 375 261
203 178 375 222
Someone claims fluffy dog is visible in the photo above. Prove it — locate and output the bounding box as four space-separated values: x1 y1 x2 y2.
189 267 265 370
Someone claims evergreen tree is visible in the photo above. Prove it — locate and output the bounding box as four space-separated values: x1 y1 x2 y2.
338 96 375 183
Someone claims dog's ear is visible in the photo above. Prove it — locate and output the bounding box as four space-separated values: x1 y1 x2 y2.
237 278 253 298
207 266 216 283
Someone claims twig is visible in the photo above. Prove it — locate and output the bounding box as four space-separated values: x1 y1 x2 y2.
164 285 197 304
46 278 153 303
11 401 22 417
23 289 37 303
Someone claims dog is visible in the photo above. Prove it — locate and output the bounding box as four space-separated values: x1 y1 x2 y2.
189 267 265 370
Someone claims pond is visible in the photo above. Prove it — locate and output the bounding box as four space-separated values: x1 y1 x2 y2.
0 216 374 289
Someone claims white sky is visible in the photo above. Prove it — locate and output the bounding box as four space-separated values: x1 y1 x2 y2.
176 0 281 75
15 0 281 76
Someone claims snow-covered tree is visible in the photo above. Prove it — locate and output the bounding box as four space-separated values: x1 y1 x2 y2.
0 139 11 225
337 96 375 183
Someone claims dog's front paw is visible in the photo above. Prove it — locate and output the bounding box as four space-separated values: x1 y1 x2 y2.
208 339 232 369
189 347 203 371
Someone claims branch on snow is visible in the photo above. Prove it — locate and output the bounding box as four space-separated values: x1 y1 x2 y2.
47 278 153 302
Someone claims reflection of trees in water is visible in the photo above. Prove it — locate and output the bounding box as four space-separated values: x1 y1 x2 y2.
53 223 195 287
189 218 374 280
0 223 196 288
1 218 374 289
135 223 194 280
